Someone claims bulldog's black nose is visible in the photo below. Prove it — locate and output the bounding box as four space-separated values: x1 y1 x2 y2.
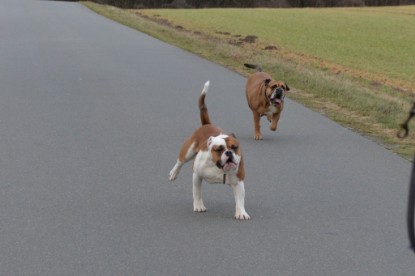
275 88 284 98
225 151 233 158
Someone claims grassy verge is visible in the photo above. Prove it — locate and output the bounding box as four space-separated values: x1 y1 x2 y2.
83 2 415 160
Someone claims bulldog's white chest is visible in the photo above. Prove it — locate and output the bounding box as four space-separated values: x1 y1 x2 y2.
193 151 238 184
194 155 223 184
199 166 224 184
267 105 277 115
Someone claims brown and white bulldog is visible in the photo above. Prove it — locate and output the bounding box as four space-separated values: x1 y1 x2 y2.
244 63 290 140
169 81 250 220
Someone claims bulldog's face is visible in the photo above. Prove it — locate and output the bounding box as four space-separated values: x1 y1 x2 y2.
207 134 241 172
265 80 290 107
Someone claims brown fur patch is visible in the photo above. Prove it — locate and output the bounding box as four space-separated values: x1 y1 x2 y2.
178 125 223 162
210 144 224 168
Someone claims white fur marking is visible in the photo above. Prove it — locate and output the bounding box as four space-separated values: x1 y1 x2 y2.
232 181 250 220
169 160 182 181
193 172 206 212
207 134 228 149
202 81 210 95
193 150 224 184
169 142 196 181
267 105 277 116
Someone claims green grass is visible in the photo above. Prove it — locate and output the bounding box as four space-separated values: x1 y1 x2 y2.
139 7 415 90
83 2 415 160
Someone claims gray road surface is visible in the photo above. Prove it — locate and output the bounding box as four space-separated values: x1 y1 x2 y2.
1 0 414 275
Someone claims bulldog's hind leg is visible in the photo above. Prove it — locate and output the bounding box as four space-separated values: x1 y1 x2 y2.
169 141 196 181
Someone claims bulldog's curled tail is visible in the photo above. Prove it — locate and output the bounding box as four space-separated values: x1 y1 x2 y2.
244 63 262 72
199 81 211 126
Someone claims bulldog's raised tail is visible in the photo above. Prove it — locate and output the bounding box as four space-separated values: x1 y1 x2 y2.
199 81 211 126
244 63 262 72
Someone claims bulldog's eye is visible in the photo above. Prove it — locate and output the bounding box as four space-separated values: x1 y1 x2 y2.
231 145 238 151
215 146 224 153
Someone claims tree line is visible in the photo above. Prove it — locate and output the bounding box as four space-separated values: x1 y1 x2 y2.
89 0 415 8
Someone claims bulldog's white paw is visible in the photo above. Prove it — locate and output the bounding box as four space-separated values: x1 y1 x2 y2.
235 210 250 220
169 170 177 181
193 202 207 212
169 163 180 181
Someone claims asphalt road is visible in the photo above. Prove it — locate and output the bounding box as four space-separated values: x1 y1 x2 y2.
1 0 414 275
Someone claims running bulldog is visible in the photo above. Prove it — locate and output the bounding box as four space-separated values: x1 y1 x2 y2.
244 63 290 140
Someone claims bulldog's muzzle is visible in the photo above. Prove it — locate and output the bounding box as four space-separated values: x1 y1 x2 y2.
270 87 285 106
222 151 238 171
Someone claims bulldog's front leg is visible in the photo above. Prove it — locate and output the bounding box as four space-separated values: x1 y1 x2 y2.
270 112 281 131
192 173 207 212
252 112 263 140
231 181 250 220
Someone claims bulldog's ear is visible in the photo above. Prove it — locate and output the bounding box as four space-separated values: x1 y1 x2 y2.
229 133 237 139
264 79 271 87
284 83 290 91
